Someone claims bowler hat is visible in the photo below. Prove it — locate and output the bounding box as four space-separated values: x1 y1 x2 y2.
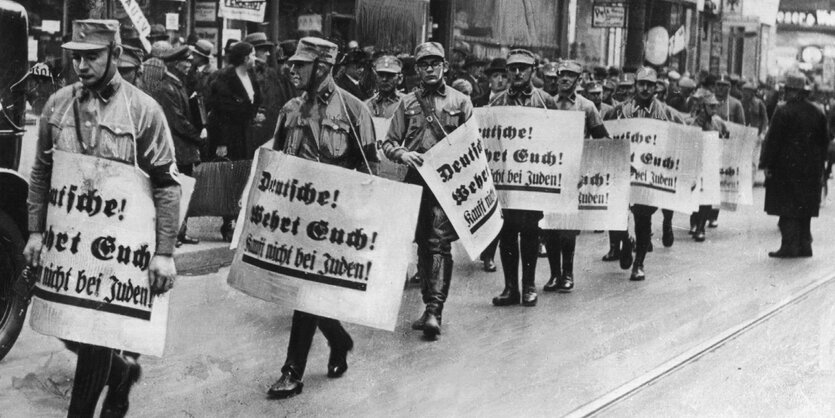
485 58 507 75
148 24 167 42
463 55 487 68
243 32 275 49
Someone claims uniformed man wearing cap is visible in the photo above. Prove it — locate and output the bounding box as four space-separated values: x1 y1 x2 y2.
23 19 180 417
604 66 684 281
613 71 636 102
687 90 729 242
708 74 746 229
267 37 379 399
365 55 404 118
760 72 828 258
541 59 609 293
541 61 560 96
117 44 144 85
383 41 473 339
602 79 618 107
486 49 557 307
584 81 612 116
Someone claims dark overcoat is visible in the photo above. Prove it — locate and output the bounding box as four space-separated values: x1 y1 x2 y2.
206 66 262 160
760 98 829 217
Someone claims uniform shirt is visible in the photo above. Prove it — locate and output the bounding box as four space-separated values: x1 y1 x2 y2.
272 76 378 172
716 94 746 125
28 72 180 255
598 102 614 119
604 97 684 124
365 90 404 118
742 96 769 135
383 82 473 162
488 85 556 109
554 91 607 138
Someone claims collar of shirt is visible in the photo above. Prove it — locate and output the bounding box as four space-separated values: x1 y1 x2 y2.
76 72 123 104
507 85 533 101
420 82 446 98
556 91 577 105
312 77 337 104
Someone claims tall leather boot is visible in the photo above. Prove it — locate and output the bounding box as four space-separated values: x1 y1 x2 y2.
412 248 434 330
558 234 576 292
494 244 520 306
520 232 538 307
602 231 621 261
423 256 452 338
769 217 800 258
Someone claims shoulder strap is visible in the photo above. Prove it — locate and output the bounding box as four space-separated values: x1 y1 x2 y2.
414 92 449 140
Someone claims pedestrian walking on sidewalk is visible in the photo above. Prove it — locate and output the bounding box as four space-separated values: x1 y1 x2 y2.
267 37 379 399
760 72 829 258
383 42 473 339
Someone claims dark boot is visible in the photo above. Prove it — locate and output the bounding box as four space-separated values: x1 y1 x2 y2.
327 334 353 378
799 217 813 257
423 304 442 339
100 353 142 418
619 237 633 270
662 221 674 247
769 217 801 258
268 366 303 399
602 231 621 261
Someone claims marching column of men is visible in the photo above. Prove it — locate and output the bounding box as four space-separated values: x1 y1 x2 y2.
25 19 831 415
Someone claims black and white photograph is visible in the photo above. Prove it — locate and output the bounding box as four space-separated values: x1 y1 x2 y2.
1 0 835 416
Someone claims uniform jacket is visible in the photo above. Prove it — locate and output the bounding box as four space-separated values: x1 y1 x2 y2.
760 98 829 217
383 82 473 162
272 77 379 173
28 72 180 255
554 91 608 138
742 96 769 135
717 95 746 125
206 66 262 160
604 97 684 124
365 90 404 118
152 71 203 165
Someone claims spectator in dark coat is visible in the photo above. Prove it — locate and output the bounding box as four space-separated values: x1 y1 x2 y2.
206 41 264 241
760 72 830 258
151 45 206 245
335 49 371 101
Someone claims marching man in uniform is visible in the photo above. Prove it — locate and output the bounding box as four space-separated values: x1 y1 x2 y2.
268 37 379 399
23 20 180 418
365 55 405 118
383 42 473 339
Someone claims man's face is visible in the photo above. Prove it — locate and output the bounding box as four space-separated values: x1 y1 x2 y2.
376 71 399 93
543 75 559 95
508 64 533 89
703 102 718 117
614 85 633 101
716 83 730 97
72 48 114 87
603 87 613 101
489 71 508 93
254 47 270 63
174 58 192 76
557 70 579 95
346 63 364 80
588 91 602 107
289 60 314 87
416 58 445 86
635 80 656 101
742 89 754 101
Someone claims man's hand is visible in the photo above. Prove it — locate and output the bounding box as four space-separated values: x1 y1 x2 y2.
216 145 228 158
22 234 43 268
148 255 177 295
400 151 424 168
254 112 266 124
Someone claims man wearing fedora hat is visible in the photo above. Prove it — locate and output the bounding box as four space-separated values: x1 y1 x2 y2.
365 55 404 118
336 49 371 100
472 57 507 107
266 36 379 399
383 41 473 339
186 39 215 96
760 72 828 258
244 32 295 155
147 23 168 43
24 19 180 418
456 55 488 104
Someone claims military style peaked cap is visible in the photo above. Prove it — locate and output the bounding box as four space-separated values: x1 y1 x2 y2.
374 55 402 73
289 37 339 64
635 67 658 83
558 60 583 74
414 42 445 62
506 49 536 66
62 19 121 51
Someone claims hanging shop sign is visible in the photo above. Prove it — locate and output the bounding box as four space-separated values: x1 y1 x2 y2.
298 14 323 33
194 2 217 22
592 2 626 28
218 0 266 23
777 10 835 28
